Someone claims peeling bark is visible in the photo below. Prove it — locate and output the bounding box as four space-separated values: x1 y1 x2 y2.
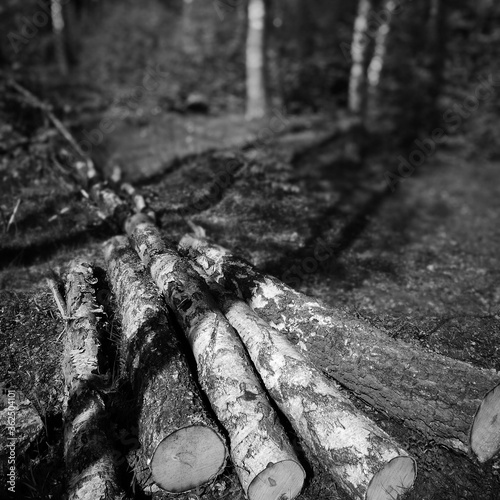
102 236 227 493
178 235 500 461
63 259 125 500
125 214 305 500
90 185 132 229
204 282 416 500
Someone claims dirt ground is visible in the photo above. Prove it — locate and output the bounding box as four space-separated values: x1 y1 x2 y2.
1 0 500 499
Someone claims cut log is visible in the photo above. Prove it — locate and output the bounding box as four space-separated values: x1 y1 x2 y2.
102 236 227 493
63 259 125 500
125 214 306 500
470 384 500 463
178 234 500 462
204 281 416 500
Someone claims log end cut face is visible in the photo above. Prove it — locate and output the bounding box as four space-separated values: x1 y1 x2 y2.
150 425 227 493
247 460 305 500
366 456 416 500
470 382 500 463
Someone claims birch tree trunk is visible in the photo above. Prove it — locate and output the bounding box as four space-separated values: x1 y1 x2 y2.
366 0 396 104
51 0 69 76
204 281 416 500
63 260 125 500
348 0 374 117
246 0 268 119
125 214 305 500
102 237 227 494
179 234 500 462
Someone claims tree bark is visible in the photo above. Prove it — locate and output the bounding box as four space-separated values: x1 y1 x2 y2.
366 0 396 100
125 214 305 500
246 0 268 119
348 0 375 117
178 234 500 462
63 259 125 500
204 281 416 500
51 0 69 76
102 236 227 494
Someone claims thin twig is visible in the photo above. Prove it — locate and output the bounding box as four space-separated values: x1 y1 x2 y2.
6 198 21 233
47 277 73 340
8 79 97 181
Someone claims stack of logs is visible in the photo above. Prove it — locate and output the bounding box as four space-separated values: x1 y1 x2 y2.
57 184 500 500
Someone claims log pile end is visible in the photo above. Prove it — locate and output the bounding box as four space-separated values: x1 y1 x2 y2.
470 383 500 463
247 460 305 500
150 425 227 493
366 456 416 500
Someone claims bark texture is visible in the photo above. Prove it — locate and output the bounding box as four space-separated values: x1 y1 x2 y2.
90 184 132 229
367 0 396 91
126 214 305 500
206 282 416 500
348 0 375 116
63 259 125 500
179 235 500 461
102 236 227 493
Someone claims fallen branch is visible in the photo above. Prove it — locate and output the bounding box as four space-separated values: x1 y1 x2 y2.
6 198 21 234
179 234 500 462
126 214 306 500
8 79 97 181
203 280 416 500
102 236 227 494
62 259 125 500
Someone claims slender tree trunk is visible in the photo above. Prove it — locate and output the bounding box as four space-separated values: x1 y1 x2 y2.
51 0 69 76
366 0 396 103
246 0 268 119
348 0 375 117
102 237 227 494
178 234 500 462
62 260 125 500
348 0 371 115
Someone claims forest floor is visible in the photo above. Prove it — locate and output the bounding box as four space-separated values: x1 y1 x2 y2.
1 1 500 499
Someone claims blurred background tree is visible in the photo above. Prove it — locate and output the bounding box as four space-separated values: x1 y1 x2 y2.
1 0 499 154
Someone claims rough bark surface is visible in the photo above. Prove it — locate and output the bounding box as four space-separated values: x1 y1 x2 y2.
205 282 416 500
102 236 227 494
179 235 500 460
63 259 125 500
126 214 305 500
90 184 132 228
348 0 374 116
